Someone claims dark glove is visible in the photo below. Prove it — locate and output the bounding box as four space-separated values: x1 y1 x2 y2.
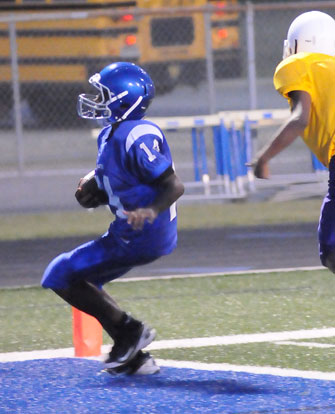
75 171 108 209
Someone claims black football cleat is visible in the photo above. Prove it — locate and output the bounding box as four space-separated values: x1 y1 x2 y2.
105 351 160 376
105 319 156 369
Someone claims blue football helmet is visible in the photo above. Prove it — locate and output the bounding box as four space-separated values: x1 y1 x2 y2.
77 62 155 123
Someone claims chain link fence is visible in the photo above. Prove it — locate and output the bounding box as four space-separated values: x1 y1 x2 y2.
0 1 333 210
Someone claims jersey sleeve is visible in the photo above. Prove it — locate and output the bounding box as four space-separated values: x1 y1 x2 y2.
274 55 313 98
126 128 172 184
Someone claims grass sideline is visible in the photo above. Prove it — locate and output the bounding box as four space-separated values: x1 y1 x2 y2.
2 268 335 373
0 198 322 240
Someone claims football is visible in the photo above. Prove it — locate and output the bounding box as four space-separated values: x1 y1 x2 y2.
75 170 108 208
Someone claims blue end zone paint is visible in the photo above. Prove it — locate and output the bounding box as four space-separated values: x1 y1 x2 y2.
1 359 335 414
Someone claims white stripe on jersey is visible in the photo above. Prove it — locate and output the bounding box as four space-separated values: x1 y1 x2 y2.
125 124 164 153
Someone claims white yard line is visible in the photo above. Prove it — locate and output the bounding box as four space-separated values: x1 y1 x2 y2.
145 328 335 350
115 266 325 283
274 341 335 348
156 359 335 381
2 327 335 360
0 348 80 363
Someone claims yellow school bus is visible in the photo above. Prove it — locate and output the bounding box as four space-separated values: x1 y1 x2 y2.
139 0 240 92
0 0 240 126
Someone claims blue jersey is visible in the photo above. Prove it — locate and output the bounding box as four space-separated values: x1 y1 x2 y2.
95 119 177 256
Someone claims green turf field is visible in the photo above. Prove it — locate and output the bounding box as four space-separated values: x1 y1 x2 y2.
2 269 335 373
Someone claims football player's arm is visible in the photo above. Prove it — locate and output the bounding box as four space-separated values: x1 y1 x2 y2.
124 167 184 231
252 90 311 179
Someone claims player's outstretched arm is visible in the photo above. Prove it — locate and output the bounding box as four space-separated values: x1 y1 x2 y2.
124 171 184 231
251 90 311 179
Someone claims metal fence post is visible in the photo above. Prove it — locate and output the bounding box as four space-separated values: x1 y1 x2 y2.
9 21 24 174
204 10 216 114
246 1 257 110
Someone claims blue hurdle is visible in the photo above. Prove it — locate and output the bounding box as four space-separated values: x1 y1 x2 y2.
136 108 328 200
191 116 251 197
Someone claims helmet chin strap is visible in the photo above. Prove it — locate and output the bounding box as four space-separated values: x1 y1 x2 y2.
121 96 143 120
282 39 292 59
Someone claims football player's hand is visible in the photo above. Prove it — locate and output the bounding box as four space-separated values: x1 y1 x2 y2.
247 158 270 179
254 158 270 179
124 207 158 231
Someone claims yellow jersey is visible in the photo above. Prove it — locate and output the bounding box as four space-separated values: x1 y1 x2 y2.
274 52 335 167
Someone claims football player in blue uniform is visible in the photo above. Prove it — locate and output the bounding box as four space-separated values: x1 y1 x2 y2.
41 62 184 375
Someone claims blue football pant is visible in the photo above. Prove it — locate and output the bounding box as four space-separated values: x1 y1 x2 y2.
41 231 158 289
318 155 335 268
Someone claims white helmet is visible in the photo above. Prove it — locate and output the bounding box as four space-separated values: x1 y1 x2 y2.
283 11 335 59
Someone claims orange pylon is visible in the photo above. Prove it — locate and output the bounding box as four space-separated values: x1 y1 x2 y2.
72 307 103 357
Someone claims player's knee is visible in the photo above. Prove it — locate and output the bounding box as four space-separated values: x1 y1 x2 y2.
41 253 72 289
321 249 335 273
